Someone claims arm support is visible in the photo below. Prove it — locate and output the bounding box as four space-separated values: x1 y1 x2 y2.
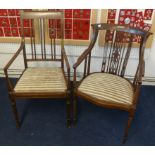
4 41 25 72
73 49 90 69
3 41 25 92
73 26 98 87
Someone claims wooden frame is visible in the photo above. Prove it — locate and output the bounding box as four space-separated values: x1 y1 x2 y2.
73 23 152 143
99 9 155 48
0 9 98 46
3 10 71 128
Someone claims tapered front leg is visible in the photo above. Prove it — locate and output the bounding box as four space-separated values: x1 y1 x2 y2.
122 110 135 144
66 91 71 128
73 92 78 126
10 97 20 128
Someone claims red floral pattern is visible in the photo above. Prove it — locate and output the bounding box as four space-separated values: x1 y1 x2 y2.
0 9 91 40
116 9 153 43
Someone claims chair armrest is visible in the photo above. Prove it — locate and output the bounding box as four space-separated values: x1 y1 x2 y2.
73 26 98 69
3 41 25 92
72 48 91 89
62 48 70 89
72 25 98 87
4 41 25 72
73 49 90 69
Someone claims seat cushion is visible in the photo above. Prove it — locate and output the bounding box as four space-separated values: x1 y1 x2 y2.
77 73 134 106
14 67 67 93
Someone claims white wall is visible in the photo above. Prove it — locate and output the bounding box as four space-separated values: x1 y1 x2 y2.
0 9 155 84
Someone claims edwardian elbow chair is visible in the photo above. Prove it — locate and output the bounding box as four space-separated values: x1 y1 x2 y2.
4 10 71 128
73 23 151 143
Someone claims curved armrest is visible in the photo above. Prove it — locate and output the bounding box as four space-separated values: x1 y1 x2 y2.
73 26 98 70
4 41 25 72
72 48 93 87
3 41 25 92
73 25 98 69
73 49 90 69
72 28 98 86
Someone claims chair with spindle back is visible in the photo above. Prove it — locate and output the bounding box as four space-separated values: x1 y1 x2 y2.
73 23 152 143
4 10 71 128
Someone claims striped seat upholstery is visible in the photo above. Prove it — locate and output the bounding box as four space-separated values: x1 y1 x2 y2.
78 73 134 106
14 67 67 93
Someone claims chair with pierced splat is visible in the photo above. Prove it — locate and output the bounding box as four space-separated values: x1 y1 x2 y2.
73 23 151 143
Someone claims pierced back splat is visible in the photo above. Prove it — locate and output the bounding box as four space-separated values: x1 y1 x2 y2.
101 30 134 76
78 23 151 81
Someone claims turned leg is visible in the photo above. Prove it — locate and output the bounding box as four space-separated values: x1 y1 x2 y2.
122 110 135 144
66 92 71 128
10 97 20 128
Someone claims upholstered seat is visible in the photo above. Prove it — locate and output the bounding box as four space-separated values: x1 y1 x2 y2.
14 67 67 93
77 73 134 106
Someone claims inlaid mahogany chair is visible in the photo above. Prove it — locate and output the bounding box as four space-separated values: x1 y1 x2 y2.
4 10 71 128
73 23 151 143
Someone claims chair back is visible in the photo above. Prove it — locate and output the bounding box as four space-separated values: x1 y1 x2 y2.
20 10 64 62
80 23 151 86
